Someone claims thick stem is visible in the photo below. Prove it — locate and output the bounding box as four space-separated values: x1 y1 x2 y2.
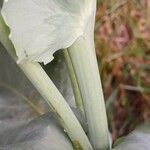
68 36 110 150
64 49 85 115
19 61 93 150
0 15 93 150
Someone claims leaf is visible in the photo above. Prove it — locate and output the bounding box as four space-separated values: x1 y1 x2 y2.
0 43 49 114
0 80 43 131
0 48 83 150
0 113 74 150
1 0 96 64
0 43 75 108
113 122 150 150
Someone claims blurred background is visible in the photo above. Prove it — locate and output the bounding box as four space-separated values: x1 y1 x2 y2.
0 0 149 144
96 0 150 140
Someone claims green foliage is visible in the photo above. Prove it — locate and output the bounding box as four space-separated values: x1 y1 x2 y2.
0 112 74 150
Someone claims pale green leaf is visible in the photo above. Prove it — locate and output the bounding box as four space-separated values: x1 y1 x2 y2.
1 0 96 64
0 113 74 150
0 44 75 107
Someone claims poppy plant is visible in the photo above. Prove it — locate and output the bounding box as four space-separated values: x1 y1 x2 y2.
0 0 110 149
1 1 150 150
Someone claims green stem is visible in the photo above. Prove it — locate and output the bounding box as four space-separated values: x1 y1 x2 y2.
64 49 85 115
0 15 16 60
0 15 93 150
19 61 92 150
68 36 110 150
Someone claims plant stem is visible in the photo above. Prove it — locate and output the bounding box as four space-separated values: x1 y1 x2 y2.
64 49 85 115
19 61 93 150
0 15 16 60
68 36 110 150
0 15 93 150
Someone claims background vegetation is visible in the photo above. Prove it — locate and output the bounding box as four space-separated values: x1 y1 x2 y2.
96 0 150 141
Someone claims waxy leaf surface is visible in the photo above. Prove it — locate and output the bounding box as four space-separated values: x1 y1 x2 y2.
2 0 96 64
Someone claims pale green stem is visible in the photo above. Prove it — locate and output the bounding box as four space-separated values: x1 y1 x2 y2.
19 61 93 150
68 36 110 150
64 49 85 115
0 15 16 60
0 15 93 150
